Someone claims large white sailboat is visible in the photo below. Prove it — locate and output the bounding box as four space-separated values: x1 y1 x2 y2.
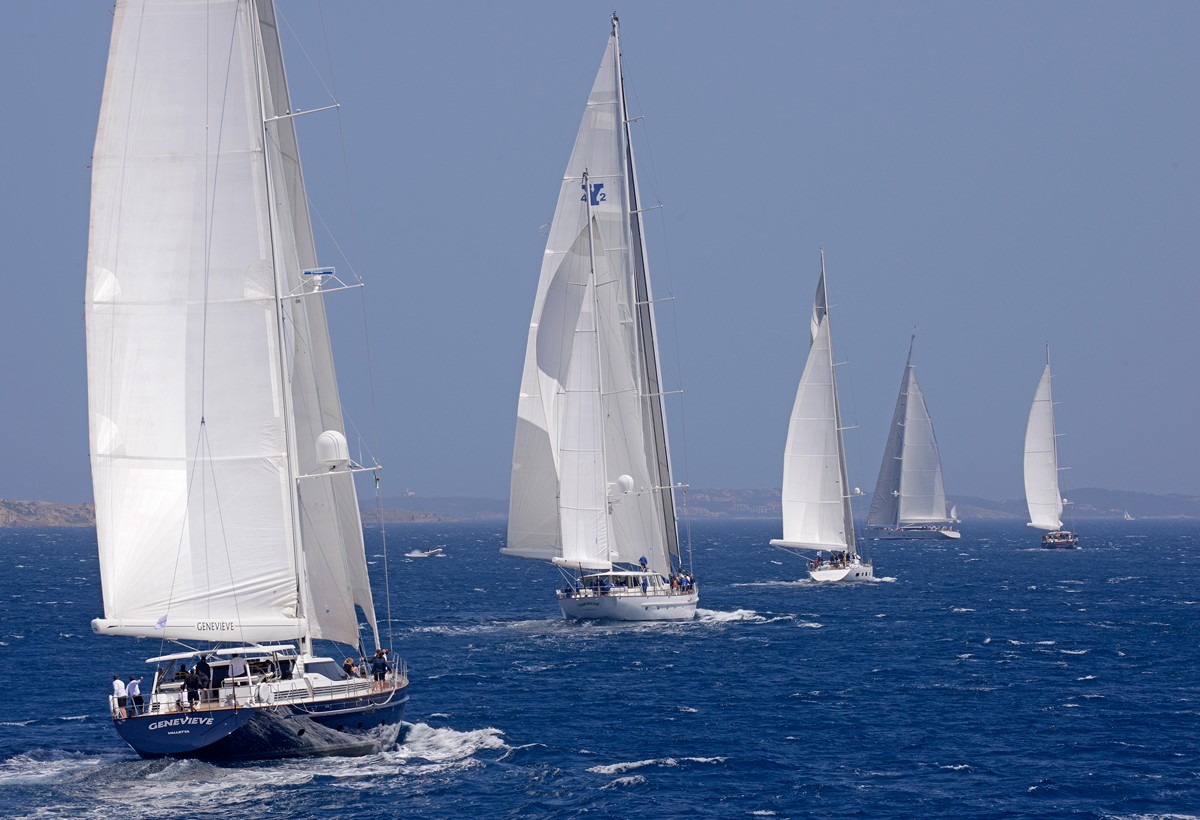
770 255 873 582
865 337 960 540
1023 355 1079 548
503 16 697 620
86 0 407 760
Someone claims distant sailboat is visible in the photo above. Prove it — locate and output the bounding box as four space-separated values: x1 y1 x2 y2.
769 254 873 582
865 337 960 540
502 15 697 620
1023 354 1079 548
86 0 407 759
1123 510 1135 521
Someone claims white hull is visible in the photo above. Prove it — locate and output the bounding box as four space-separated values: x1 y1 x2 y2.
867 526 960 540
557 588 698 621
808 559 873 583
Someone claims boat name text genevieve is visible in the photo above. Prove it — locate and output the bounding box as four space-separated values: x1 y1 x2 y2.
149 716 215 731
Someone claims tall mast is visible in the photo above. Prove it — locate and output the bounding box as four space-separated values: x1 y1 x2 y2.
822 251 857 556
582 168 613 568
251 0 313 656
612 13 681 568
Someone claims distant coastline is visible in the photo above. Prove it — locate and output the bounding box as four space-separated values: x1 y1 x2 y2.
4 488 1196 528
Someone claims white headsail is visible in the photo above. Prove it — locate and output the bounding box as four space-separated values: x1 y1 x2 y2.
867 338 950 528
505 18 679 576
87 0 373 646
771 255 856 554
1024 363 1064 530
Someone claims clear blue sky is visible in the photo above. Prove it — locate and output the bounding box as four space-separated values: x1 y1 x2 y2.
2 1 1197 504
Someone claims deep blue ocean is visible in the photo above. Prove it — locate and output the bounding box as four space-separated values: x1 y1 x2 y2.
0 519 1196 818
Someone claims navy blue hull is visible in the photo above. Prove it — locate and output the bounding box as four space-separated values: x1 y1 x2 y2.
113 685 409 761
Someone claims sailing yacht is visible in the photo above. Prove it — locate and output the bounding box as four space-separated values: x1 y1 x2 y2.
865 337 960 540
86 0 407 760
769 255 873 582
1023 355 1079 548
502 15 697 620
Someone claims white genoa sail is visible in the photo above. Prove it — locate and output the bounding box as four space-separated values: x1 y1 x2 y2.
1024 363 1064 530
772 258 856 555
505 18 680 577
87 0 374 646
867 338 950 528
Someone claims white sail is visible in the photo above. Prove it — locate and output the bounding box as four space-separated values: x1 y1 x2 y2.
1024 363 1064 530
505 21 678 576
773 258 855 553
868 339 950 527
87 0 372 645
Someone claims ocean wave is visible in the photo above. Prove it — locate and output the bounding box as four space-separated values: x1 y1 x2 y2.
694 608 773 623
600 774 646 789
587 756 725 775
392 721 508 765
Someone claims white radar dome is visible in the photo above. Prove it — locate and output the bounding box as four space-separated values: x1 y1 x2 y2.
316 430 350 469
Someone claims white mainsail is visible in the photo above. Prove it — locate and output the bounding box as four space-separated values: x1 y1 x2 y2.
867 338 950 528
505 18 679 576
1024 363 1064 530
771 256 856 554
87 0 373 646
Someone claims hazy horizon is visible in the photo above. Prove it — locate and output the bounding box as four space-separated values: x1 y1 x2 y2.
2 2 1197 506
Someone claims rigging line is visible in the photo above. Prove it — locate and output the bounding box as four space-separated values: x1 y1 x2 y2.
305 191 360 282
105 4 150 610
273 2 339 104
200 421 250 649
295 489 359 635
375 474 394 656
158 7 243 657
157 420 209 659
623 66 694 572
295 2 392 649
199 3 244 423
318 0 369 288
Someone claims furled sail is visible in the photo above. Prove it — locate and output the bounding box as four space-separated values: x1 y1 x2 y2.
87 0 372 645
772 258 856 554
867 338 949 527
505 21 677 575
1024 364 1064 530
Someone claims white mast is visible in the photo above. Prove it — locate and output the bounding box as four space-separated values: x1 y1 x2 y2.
251 2 312 656
613 12 680 569
823 253 858 558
